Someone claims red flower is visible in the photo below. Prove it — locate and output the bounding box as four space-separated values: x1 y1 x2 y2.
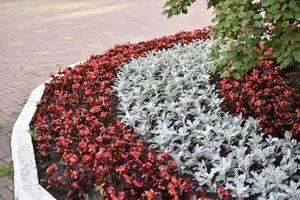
216 187 230 200
279 100 288 108
70 170 79 180
219 59 299 138
254 100 261 107
46 164 58 175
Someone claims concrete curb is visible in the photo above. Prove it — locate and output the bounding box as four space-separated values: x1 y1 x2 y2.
11 62 83 200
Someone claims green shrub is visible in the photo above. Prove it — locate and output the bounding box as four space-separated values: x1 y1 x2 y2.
163 0 300 78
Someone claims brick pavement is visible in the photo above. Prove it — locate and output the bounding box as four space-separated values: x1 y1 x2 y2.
0 0 212 199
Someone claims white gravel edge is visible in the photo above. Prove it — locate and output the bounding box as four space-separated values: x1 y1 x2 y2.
11 62 83 200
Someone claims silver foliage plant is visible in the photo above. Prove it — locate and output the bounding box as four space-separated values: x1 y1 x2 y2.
113 40 300 199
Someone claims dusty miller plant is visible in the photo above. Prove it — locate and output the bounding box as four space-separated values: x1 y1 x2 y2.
113 40 300 199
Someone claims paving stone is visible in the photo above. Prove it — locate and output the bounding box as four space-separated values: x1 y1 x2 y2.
0 177 13 189
0 187 13 200
0 1 212 199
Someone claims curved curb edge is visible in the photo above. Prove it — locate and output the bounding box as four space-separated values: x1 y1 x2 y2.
11 62 83 200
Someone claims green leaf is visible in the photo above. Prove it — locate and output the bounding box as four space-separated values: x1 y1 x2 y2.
253 14 261 19
284 12 294 18
262 0 275 7
272 51 281 58
241 19 249 27
293 47 300 62
269 3 280 12
224 21 232 28
288 1 297 9
232 26 240 32
253 21 262 28
238 12 247 18
281 57 294 68
232 71 242 79
277 53 285 63
295 12 300 20
96 183 105 195
274 13 281 20
221 70 230 77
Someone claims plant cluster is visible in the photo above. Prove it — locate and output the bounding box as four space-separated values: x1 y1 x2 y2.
0 161 13 178
220 59 300 138
163 0 300 78
162 0 196 17
114 40 300 199
32 29 213 199
162 0 221 17
47 120 204 200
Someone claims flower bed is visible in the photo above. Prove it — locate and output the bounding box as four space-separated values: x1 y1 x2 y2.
32 29 213 200
31 28 300 199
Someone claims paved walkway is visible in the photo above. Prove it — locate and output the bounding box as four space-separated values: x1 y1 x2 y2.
0 0 212 199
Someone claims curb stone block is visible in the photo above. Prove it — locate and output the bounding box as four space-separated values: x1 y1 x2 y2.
11 62 82 200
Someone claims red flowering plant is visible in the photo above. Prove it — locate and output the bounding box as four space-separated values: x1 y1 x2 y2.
32 29 217 199
220 59 300 138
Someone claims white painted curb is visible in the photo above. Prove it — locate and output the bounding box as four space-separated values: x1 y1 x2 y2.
11 62 83 200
